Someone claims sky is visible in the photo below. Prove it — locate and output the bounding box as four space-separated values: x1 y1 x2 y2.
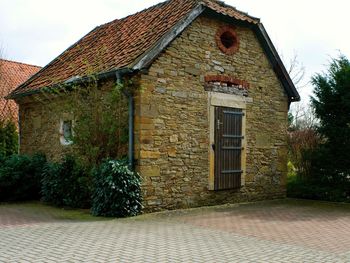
1 0 350 104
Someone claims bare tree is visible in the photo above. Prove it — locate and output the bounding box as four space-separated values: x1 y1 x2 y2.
282 52 316 129
286 53 307 90
283 52 319 179
290 104 317 130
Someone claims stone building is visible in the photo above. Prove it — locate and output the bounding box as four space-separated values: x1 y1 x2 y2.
0 59 40 124
7 0 300 211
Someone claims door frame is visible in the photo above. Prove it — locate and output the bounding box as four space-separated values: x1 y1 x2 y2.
208 92 251 190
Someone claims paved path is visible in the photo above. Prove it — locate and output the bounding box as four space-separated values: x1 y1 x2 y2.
1 199 350 262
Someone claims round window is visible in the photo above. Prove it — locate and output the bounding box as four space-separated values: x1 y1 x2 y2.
216 26 239 55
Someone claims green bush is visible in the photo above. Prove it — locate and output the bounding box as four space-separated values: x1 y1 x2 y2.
311 55 350 183
0 121 18 157
287 176 350 203
91 160 142 217
41 155 91 208
0 154 47 201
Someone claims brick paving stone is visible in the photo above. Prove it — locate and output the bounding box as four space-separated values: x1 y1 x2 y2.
0 199 349 262
180 199 350 255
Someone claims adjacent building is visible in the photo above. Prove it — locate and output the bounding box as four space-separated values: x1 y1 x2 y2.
0 59 41 124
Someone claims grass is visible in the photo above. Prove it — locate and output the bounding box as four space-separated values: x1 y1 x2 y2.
2 199 350 225
0 201 110 221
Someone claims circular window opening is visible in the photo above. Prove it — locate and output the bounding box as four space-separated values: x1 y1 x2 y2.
216 26 239 55
220 31 235 49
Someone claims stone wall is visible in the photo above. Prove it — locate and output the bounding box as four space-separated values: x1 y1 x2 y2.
18 96 72 161
135 15 289 211
16 14 289 212
17 79 127 161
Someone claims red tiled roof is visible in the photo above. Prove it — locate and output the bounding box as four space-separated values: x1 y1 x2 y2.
8 0 259 98
0 59 41 122
202 0 258 24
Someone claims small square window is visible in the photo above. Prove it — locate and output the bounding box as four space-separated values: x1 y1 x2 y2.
60 120 73 145
63 120 72 140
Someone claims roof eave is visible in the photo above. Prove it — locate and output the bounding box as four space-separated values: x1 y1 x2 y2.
254 23 300 103
7 25 105 100
131 4 206 70
10 2 300 103
131 4 299 103
6 67 135 100
8 4 207 100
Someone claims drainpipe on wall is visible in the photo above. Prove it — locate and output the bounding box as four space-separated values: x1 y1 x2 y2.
127 94 134 170
116 72 134 170
17 106 21 154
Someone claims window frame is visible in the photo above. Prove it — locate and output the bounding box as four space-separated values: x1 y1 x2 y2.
215 26 240 55
59 119 74 146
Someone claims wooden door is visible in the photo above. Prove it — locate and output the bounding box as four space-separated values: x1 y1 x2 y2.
214 106 243 190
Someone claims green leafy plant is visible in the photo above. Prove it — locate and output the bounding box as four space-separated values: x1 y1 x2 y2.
38 76 131 168
41 155 91 208
70 82 129 166
91 159 142 217
0 154 47 201
0 120 18 157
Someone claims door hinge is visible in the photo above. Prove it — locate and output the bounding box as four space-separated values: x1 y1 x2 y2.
217 119 223 130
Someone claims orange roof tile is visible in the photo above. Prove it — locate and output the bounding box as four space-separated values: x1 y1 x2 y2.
0 59 41 122
8 0 259 98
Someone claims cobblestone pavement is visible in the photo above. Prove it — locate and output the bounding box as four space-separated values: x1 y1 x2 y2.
1 199 350 262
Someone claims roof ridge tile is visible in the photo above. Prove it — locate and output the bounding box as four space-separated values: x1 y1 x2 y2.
0 59 42 69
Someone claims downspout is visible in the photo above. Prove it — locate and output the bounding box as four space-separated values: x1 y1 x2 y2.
17 104 21 154
116 72 134 169
127 94 134 170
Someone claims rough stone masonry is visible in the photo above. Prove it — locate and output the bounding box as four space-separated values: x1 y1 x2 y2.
17 15 289 212
134 16 289 211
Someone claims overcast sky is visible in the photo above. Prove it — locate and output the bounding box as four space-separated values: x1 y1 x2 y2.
1 0 349 103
